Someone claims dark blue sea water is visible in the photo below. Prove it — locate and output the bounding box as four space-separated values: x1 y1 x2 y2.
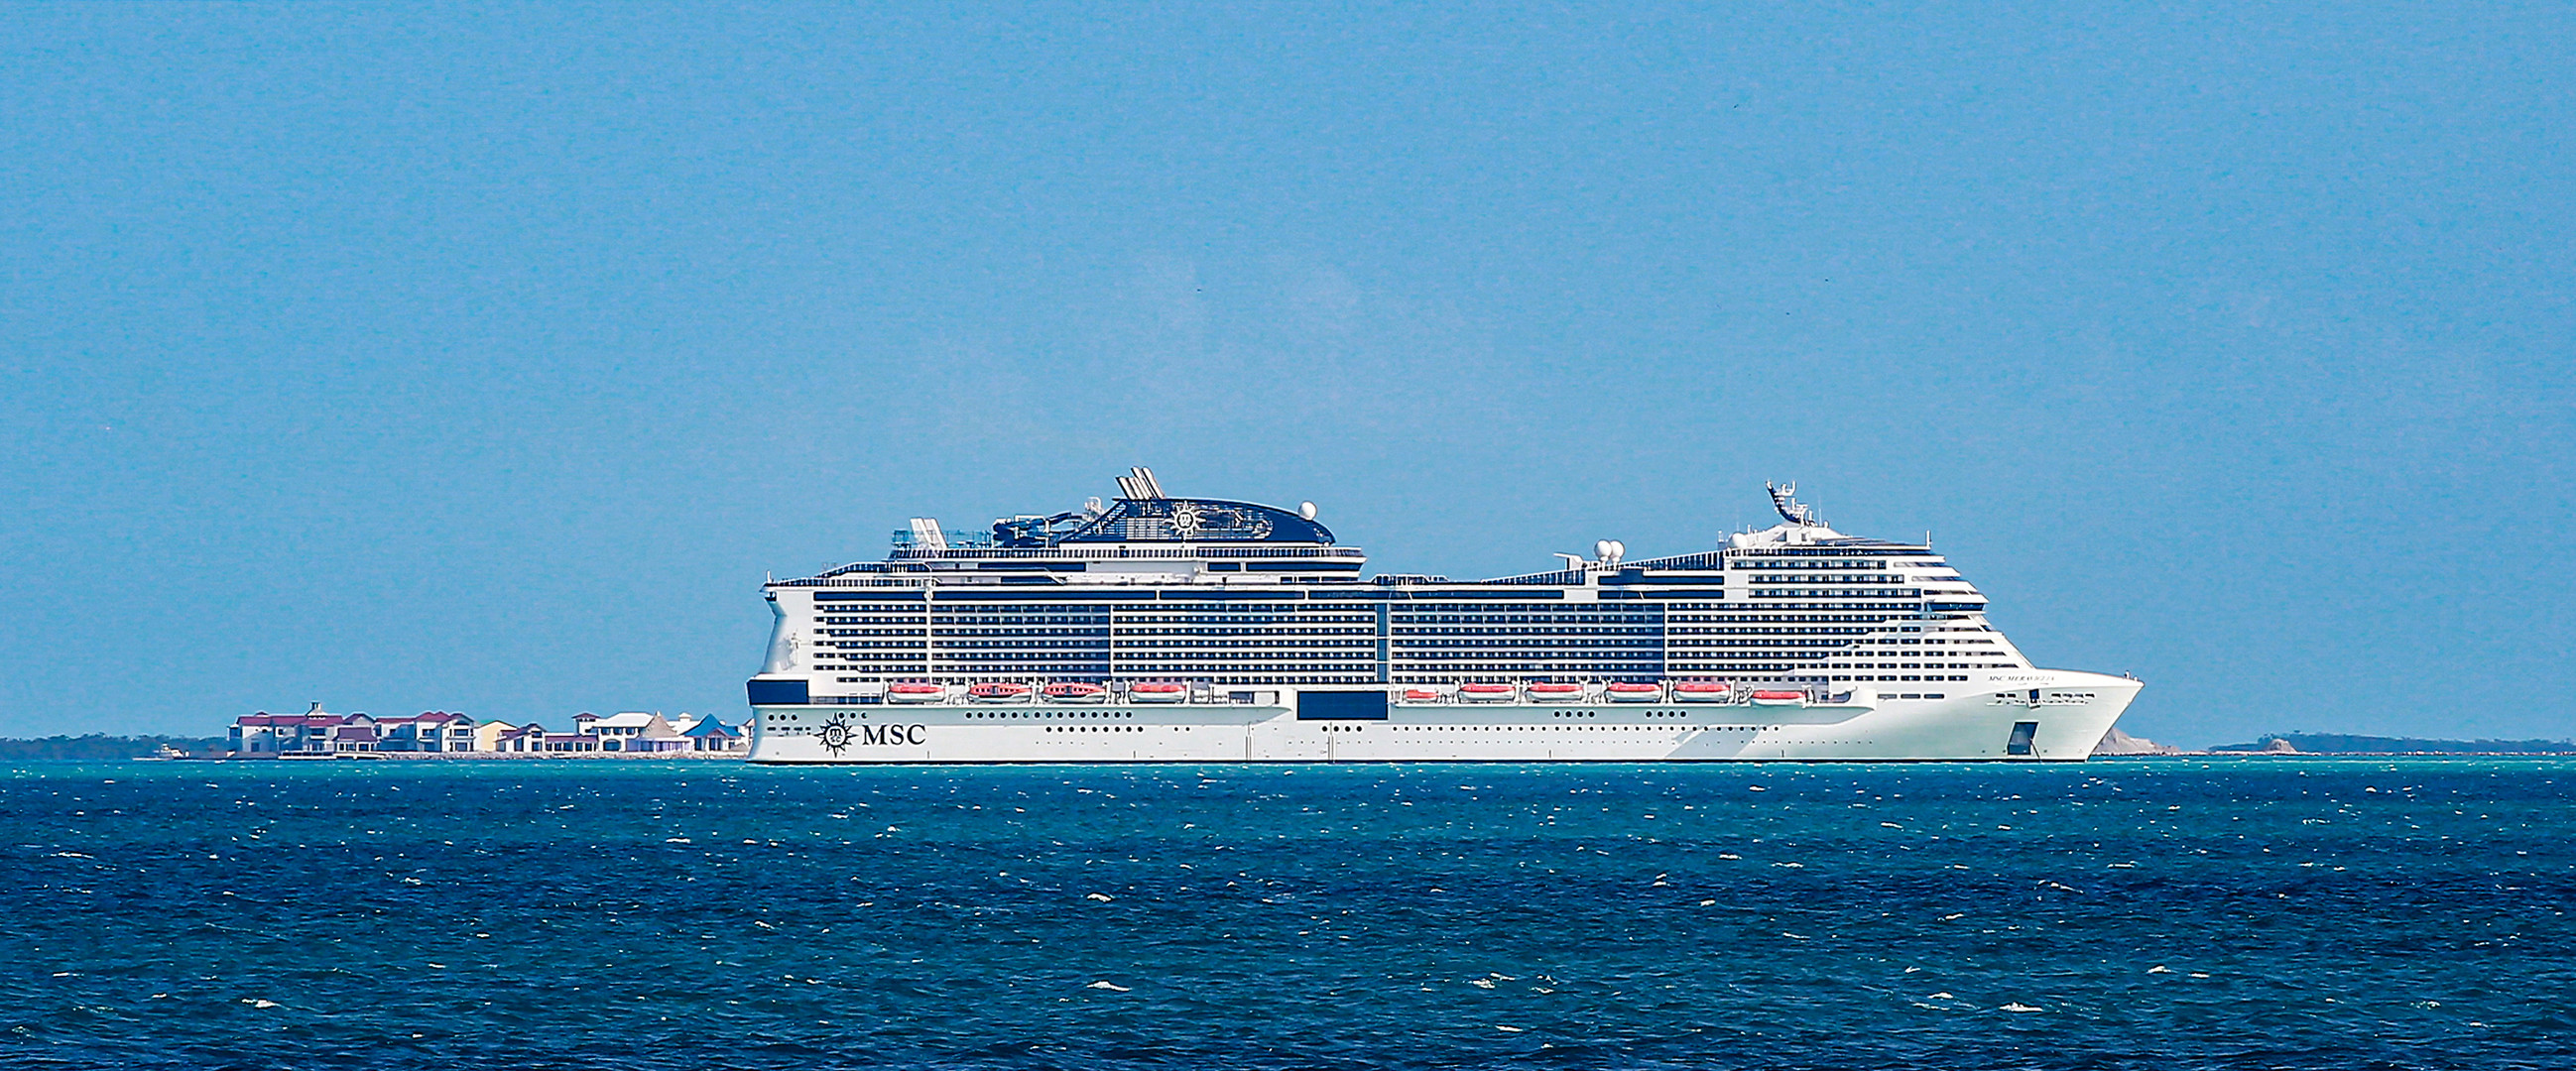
5 759 2572 1070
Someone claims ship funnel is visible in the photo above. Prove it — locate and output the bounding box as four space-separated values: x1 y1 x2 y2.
762 595 797 672
1116 466 1166 501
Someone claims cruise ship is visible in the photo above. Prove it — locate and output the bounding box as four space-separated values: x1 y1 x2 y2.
744 469 2139 764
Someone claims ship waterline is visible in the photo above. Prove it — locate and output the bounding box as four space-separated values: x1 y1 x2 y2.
745 470 2139 763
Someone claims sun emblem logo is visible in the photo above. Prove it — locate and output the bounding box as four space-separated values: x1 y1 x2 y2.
818 712 855 756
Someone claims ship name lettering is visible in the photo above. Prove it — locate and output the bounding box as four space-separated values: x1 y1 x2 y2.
858 724 926 746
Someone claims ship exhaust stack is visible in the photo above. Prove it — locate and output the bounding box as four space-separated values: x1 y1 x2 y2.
1116 466 1166 501
761 595 797 672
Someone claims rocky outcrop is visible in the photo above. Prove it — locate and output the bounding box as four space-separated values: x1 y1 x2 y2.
2092 727 2181 756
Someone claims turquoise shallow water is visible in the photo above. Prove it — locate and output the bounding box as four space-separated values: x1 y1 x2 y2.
4 759 2572 1070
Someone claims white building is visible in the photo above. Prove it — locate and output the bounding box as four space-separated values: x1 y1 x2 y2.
587 711 689 753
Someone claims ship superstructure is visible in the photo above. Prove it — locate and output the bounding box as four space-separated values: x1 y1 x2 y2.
745 469 2138 763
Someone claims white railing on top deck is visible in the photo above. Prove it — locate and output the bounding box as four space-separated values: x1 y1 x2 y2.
887 545 1365 560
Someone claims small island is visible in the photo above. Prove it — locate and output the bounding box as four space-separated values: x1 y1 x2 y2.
2094 728 2576 758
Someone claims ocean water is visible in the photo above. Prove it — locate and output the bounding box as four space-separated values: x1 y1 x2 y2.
4 759 2572 1070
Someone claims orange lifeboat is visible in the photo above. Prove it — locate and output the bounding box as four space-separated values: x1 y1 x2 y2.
967 682 1033 703
1457 682 1518 703
1129 681 1188 704
1526 682 1586 702
1400 688 1445 702
1604 682 1663 702
1043 682 1108 704
1670 681 1731 702
1749 689 1808 707
886 682 945 704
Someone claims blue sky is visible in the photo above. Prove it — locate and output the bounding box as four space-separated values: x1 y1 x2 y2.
1 5 2568 747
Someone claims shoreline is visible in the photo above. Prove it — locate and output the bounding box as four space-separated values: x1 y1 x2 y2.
178 751 747 762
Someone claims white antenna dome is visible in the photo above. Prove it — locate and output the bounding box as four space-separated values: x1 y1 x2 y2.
1594 539 1614 561
1298 501 1317 521
1610 540 1626 560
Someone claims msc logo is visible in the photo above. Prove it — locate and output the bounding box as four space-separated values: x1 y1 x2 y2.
858 724 927 747
818 716 927 755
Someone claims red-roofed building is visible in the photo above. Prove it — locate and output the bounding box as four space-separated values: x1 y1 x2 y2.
379 711 491 753
229 703 375 755
494 723 548 753
331 724 380 753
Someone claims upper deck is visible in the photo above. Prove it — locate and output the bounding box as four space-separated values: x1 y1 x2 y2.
782 470 1959 597
759 471 2023 687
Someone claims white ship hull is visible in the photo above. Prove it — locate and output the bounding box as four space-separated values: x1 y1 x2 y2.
748 671 2138 764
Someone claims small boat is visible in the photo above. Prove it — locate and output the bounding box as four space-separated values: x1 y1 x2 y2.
1129 681 1188 704
1527 682 1586 702
1749 689 1807 707
1670 681 1731 702
1603 682 1663 702
1457 682 1518 703
1043 681 1108 704
886 682 946 704
967 682 1033 703
1400 688 1445 702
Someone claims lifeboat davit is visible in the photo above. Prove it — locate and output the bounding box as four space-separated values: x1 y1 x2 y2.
1670 681 1731 702
967 682 1033 703
1457 682 1518 703
1043 681 1108 704
1527 682 1586 702
886 682 946 704
1604 682 1663 702
1749 689 1808 707
1129 681 1188 704
1400 688 1445 702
